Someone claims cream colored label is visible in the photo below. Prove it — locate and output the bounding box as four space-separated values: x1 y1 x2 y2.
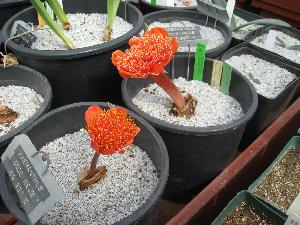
211 60 223 89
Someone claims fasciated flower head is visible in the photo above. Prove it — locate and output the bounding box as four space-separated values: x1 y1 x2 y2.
112 27 178 78
85 105 140 155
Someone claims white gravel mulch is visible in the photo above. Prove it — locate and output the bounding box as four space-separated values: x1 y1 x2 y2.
146 21 225 52
0 85 44 137
40 129 158 225
133 77 244 127
226 54 297 99
30 13 133 50
251 30 300 64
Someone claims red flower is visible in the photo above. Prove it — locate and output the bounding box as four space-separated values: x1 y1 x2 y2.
112 27 178 78
85 105 140 155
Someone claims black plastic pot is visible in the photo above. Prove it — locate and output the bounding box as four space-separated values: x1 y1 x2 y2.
144 10 232 59
121 55 258 199
139 0 197 14
0 0 30 29
1 0 144 108
220 42 300 149
0 102 169 225
0 64 52 152
244 25 300 67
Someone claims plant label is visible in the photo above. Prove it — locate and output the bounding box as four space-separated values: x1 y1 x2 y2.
220 62 232 95
285 214 300 225
10 20 37 48
226 0 236 25
196 0 229 24
1 134 64 225
193 42 206 81
211 60 223 89
287 193 300 219
265 30 278 50
45 3 55 20
166 26 207 47
151 0 157 5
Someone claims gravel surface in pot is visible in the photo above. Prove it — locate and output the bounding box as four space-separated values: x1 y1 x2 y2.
132 77 244 127
144 0 197 7
0 85 44 137
26 13 133 50
39 129 158 225
225 54 297 99
250 30 300 64
145 20 225 52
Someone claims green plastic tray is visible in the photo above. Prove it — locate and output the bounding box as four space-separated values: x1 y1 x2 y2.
211 190 286 225
249 135 300 219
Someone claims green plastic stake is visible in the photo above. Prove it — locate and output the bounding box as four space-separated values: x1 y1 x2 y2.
151 0 156 5
220 62 232 95
193 43 206 81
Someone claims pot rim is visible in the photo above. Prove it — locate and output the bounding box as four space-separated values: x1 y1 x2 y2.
143 9 232 57
0 0 29 7
121 56 258 136
1 2 144 60
0 64 52 148
0 102 168 225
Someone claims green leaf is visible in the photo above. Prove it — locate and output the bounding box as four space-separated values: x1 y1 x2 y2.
232 19 291 32
286 45 300 51
45 0 71 30
248 73 261 84
30 0 74 49
107 0 121 30
276 36 286 48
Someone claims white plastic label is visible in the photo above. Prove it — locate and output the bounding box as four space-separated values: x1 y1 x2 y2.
226 0 236 25
166 0 175 6
265 30 278 50
285 214 300 225
287 193 300 218
1 135 64 225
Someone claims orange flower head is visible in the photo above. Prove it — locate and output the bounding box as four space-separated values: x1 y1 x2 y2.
85 105 140 155
112 27 178 78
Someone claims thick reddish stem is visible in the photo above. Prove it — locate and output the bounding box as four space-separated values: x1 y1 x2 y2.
89 152 100 178
150 72 186 109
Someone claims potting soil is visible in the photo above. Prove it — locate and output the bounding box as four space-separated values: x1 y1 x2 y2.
254 150 300 212
29 13 133 50
225 54 297 99
133 77 244 127
0 85 44 137
222 202 276 225
40 129 158 225
251 30 300 64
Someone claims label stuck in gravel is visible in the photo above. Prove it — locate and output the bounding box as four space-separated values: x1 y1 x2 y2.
225 54 297 99
24 13 133 50
133 77 244 127
145 21 225 52
0 85 44 137
40 129 158 225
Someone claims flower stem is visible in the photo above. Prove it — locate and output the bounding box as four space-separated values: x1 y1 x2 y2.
89 152 100 178
150 72 186 110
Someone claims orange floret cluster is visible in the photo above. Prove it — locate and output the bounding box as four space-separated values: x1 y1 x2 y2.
85 105 140 155
112 27 178 78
